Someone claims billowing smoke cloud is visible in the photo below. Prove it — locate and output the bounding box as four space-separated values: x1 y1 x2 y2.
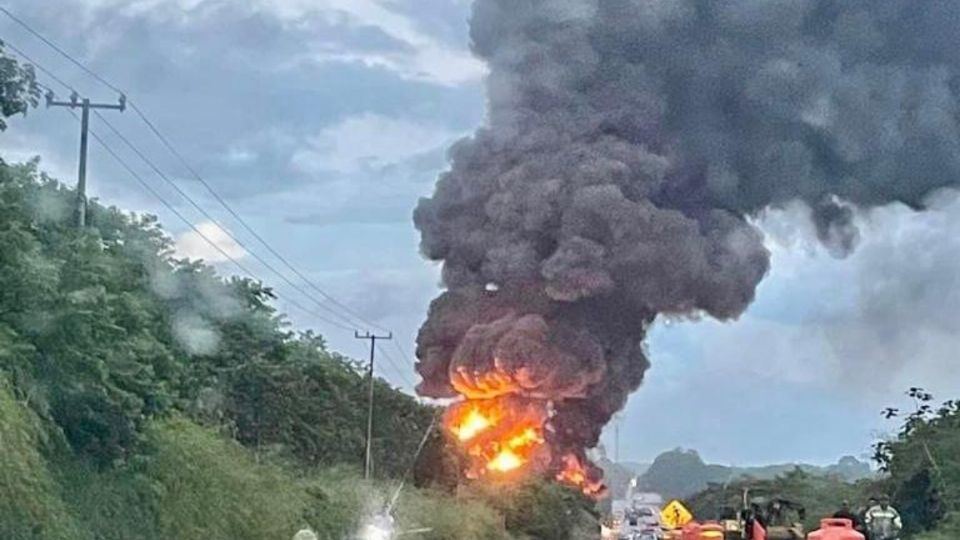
414 0 960 481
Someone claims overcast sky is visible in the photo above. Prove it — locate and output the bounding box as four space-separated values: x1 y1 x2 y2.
2 0 958 467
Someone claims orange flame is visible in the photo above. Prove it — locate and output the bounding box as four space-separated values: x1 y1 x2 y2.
508 427 543 449
443 396 606 497
557 454 606 497
487 449 524 472
452 408 494 441
444 398 548 479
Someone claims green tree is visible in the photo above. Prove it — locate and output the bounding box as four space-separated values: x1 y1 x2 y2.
0 42 40 132
873 388 960 536
686 468 871 531
224 332 434 477
475 479 599 540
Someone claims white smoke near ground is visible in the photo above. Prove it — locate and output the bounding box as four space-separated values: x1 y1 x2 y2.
357 513 396 540
351 491 397 540
142 228 247 357
174 221 248 263
292 528 319 540
171 311 221 356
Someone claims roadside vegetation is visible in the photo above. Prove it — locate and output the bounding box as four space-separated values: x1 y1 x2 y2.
684 387 960 539
5 38 958 540
0 45 602 540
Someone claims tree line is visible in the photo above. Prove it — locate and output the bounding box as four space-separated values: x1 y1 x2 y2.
0 43 600 539
683 387 960 539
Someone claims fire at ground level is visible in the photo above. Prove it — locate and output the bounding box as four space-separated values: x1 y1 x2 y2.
445 396 606 497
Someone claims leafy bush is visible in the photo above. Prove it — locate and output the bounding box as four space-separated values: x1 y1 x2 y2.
0 49 548 539
0 42 40 132
913 514 960 540
55 416 513 540
873 389 960 537
686 468 872 531
0 159 434 476
0 377 83 539
394 486 511 540
468 479 598 540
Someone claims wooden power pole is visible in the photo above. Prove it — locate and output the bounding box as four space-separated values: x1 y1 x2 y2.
355 330 392 479
46 90 125 228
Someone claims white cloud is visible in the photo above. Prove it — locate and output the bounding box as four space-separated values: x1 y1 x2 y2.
682 194 960 402
1 130 76 182
174 221 248 263
68 0 485 85
301 45 484 86
263 0 485 85
222 147 258 165
291 113 458 175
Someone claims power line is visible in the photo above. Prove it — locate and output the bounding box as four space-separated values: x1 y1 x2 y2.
48 94 127 228
128 101 390 334
2 37 361 332
0 5 388 334
355 330 393 479
376 342 415 390
57 106 357 333
376 343 411 386
1 16 422 386
92 110 366 331
1 38 76 92
37 86 436 491
3 35 368 334
392 339 417 372
0 6 123 95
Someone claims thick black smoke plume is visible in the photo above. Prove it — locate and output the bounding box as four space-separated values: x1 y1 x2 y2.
414 0 960 477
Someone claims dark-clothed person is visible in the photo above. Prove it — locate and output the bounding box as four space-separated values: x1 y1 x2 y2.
834 500 864 532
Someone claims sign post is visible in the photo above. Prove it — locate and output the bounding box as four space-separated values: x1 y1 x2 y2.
661 500 694 530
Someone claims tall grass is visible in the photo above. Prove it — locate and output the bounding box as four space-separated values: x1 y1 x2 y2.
393 486 511 540
0 391 512 540
0 379 83 539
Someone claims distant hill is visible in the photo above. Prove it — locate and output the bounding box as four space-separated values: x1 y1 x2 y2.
636 449 874 500
619 461 651 477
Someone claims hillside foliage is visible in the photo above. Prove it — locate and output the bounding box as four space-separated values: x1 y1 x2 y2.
0 45 599 539
873 389 960 538
639 448 873 500
685 468 872 532
0 157 432 474
683 388 960 539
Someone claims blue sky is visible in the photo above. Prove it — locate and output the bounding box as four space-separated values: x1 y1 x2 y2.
2 0 959 467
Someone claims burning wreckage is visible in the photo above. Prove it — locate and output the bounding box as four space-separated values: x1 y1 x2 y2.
413 0 960 495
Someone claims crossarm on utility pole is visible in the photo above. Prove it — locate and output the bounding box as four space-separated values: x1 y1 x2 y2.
355 330 393 480
45 90 125 228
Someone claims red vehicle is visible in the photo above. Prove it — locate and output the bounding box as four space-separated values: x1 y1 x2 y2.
807 518 865 540
681 522 726 540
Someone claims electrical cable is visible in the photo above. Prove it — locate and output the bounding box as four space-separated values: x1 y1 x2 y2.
59 105 357 333
0 6 389 333
1 22 425 375
1 34 362 332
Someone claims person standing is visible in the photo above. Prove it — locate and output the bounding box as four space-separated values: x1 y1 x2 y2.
864 495 902 540
858 497 878 540
834 500 865 534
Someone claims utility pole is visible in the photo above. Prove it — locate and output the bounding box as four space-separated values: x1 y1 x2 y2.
355 330 392 479
46 90 125 228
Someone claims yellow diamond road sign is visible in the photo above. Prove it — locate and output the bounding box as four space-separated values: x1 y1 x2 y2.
661 500 694 530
